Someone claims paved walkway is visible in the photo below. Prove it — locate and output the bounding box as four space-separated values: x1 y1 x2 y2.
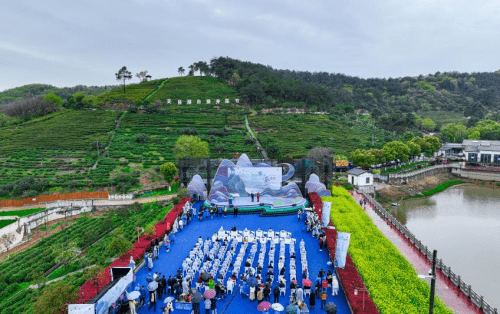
353 191 482 314
245 115 268 159
0 194 177 211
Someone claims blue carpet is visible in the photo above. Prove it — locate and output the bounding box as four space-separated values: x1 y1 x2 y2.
134 201 350 314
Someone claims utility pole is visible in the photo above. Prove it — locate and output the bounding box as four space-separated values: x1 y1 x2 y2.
429 250 437 314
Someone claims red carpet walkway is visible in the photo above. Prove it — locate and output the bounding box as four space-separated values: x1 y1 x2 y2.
353 191 483 314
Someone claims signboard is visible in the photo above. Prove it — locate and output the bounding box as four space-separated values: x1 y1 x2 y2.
95 268 133 314
177 100 182 105
235 99 239 103
234 167 282 192
334 232 351 269
206 99 211 104
197 99 201 104
187 99 192 105
167 99 171 104
68 304 95 314
321 202 331 227
225 99 230 104
335 160 349 167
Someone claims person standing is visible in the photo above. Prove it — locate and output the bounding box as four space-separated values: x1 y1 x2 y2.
296 286 303 304
257 193 260 202
204 297 211 314
210 297 217 314
147 254 153 270
139 285 146 307
273 285 280 303
251 192 254 202
320 289 327 309
309 290 316 309
319 236 324 251
148 289 157 312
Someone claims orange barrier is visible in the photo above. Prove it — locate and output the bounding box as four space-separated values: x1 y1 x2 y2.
0 191 109 208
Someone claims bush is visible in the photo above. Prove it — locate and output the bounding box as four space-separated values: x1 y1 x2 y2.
172 197 180 205
128 106 138 113
135 133 149 143
177 128 198 135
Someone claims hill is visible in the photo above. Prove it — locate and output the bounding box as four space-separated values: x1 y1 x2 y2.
0 84 112 105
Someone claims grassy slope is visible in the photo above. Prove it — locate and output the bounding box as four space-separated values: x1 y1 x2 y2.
109 104 257 169
0 208 46 217
96 79 165 105
0 110 120 189
149 76 239 103
250 113 397 157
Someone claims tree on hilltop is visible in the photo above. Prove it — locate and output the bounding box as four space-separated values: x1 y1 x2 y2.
178 67 185 76
136 70 149 82
188 65 195 76
115 66 132 93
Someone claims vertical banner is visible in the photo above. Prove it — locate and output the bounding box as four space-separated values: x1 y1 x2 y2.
334 232 351 269
322 201 332 227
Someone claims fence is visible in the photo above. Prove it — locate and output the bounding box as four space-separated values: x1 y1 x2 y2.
0 191 109 208
360 192 498 314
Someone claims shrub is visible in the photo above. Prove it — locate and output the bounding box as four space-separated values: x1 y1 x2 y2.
135 133 149 143
128 106 138 113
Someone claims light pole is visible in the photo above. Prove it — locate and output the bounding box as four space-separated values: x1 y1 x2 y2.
418 249 437 314
353 286 368 310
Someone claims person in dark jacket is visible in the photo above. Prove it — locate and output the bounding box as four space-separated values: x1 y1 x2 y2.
309 290 316 309
273 285 280 303
210 297 217 314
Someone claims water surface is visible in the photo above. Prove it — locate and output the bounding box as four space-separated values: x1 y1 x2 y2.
397 185 500 308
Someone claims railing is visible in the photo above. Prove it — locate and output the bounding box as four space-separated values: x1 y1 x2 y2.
388 164 452 179
360 191 498 314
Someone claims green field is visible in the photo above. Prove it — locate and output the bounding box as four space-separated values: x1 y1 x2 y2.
250 113 397 157
420 111 467 126
0 208 46 217
96 79 165 106
149 76 239 103
108 104 257 169
0 219 16 228
0 109 120 190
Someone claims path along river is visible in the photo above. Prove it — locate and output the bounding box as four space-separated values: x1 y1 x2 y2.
394 185 500 310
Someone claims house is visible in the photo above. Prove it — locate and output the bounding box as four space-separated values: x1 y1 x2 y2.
463 139 500 164
437 143 464 157
347 168 373 187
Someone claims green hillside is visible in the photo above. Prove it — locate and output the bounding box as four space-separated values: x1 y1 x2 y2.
148 76 239 103
0 84 111 105
96 79 165 106
250 113 398 157
109 104 257 169
0 110 120 192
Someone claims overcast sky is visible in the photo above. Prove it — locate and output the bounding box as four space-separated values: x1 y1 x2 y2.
1 0 500 91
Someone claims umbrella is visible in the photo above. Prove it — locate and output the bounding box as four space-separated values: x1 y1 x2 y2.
163 296 174 303
272 303 284 311
127 291 140 300
147 281 158 292
302 279 312 287
191 292 203 303
246 276 259 287
204 289 216 299
325 302 338 314
257 301 272 311
285 304 297 314
201 272 211 282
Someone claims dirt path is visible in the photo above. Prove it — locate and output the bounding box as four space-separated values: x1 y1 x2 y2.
245 115 268 159
353 191 482 314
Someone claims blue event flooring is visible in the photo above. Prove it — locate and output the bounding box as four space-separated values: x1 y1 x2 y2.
135 202 350 314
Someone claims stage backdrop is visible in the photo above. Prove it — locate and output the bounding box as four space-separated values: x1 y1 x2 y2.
234 166 282 193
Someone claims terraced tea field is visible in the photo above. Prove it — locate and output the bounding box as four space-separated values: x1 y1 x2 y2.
0 110 120 189
108 104 258 169
249 113 397 157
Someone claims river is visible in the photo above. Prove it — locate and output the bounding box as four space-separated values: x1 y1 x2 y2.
393 185 500 309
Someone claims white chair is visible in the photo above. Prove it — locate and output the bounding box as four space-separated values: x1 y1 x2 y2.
256 230 263 237
279 287 286 296
227 279 234 294
304 288 311 298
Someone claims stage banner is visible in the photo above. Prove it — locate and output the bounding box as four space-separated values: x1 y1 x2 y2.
234 166 282 192
322 201 331 227
334 232 351 269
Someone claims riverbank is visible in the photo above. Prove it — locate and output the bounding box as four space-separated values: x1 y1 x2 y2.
376 173 500 204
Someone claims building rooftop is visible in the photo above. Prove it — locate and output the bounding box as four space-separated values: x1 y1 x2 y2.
347 168 368 176
463 139 500 152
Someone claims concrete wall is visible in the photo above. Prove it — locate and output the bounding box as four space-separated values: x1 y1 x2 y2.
0 201 94 253
451 167 500 181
